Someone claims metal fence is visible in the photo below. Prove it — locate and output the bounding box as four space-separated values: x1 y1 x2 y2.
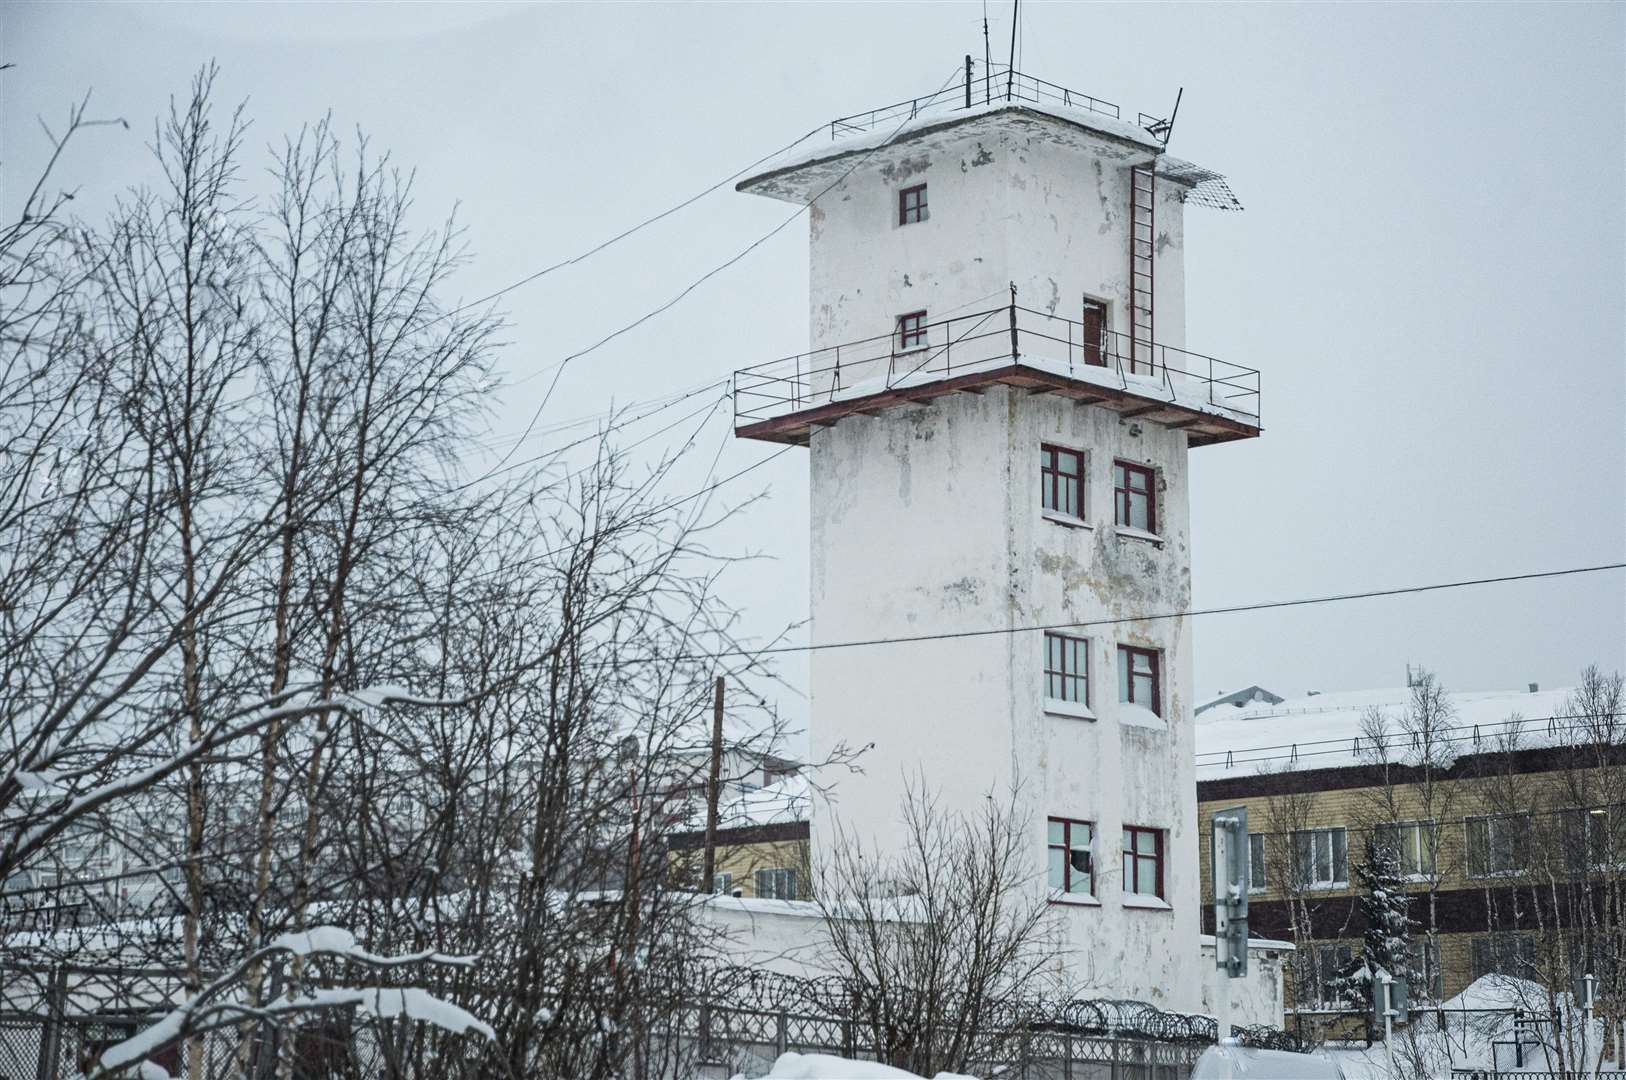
0 957 1295 1079
1 999 1222 1080
1451 1073 1626 1079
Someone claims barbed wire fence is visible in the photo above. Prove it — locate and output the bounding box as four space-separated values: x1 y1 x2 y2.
0 960 1309 1079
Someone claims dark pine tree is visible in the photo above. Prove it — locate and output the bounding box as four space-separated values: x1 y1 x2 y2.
1330 834 1413 1037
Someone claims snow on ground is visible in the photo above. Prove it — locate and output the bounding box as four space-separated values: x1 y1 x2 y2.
734 1052 978 1080
1196 685 1575 777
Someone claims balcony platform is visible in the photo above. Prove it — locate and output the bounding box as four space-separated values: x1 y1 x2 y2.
732 304 1261 449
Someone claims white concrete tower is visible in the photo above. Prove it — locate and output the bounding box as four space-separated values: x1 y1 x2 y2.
732 70 1258 1012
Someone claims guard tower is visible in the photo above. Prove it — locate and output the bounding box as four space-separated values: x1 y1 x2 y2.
733 66 1259 1010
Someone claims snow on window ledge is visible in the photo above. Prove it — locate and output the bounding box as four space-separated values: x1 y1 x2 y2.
1048 891 1101 907
1115 525 1164 546
1118 702 1166 730
1044 698 1096 722
1042 509 1092 531
1121 894 1172 912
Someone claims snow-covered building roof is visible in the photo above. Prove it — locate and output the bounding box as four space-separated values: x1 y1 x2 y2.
1196 686 1285 716
739 71 1240 212
678 773 809 834
1196 684 1576 779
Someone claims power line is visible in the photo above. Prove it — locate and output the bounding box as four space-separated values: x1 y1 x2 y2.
314 561 1624 681
429 123 826 331
647 563 1626 664
478 63 966 485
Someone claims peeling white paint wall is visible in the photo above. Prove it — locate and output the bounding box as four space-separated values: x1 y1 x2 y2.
805 111 1186 365
809 386 1200 1010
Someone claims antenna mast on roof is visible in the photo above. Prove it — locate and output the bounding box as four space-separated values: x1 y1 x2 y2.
982 0 993 104
1145 87 1183 145
1005 0 1019 101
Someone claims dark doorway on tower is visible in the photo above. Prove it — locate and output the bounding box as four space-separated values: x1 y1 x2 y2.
1081 298 1108 367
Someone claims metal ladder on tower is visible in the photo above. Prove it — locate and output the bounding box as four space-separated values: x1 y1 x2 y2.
1129 163 1156 376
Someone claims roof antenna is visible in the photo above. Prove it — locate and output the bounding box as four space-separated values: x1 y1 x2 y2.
982 0 993 104
1146 87 1183 144
1005 0 1019 101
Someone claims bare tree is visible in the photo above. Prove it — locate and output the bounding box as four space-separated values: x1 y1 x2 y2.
4 68 805 1080
811 782 1054 1077
1254 771 1325 1033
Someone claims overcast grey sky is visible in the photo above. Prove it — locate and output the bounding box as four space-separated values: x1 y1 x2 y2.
5 1 1622 727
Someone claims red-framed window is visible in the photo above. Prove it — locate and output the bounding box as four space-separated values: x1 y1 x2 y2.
1081 298 1108 368
898 183 928 225
1048 817 1094 896
1113 460 1155 533
1117 645 1161 716
1044 632 1089 705
1040 444 1084 519
896 310 928 351
1122 825 1165 899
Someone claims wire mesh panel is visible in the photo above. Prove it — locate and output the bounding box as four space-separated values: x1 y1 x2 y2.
0 1017 47 1080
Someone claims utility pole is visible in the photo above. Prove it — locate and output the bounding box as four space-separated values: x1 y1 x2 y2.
701 675 725 892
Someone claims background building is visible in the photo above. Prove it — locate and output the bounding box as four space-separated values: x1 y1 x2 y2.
1195 670 1625 1041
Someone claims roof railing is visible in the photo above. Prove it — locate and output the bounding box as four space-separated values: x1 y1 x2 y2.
825 65 1167 143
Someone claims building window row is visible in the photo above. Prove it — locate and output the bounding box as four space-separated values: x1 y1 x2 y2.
1047 817 1166 901
1043 633 1163 718
1240 810 1626 896
1039 446 1160 536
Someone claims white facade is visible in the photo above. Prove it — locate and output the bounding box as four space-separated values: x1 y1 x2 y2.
738 103 1249 1015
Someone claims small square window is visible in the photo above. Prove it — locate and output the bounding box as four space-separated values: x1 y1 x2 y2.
896 310 928 352
1117 645 1161 717
1043 632 1089 706
1048 817 1094 896
898 183 928 225
712 871 733 895
1040 444 1084 520
1122 825 1165 899
1113 460 1156 533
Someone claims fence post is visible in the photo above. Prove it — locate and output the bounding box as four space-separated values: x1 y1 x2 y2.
1109 1037 1120 1080
37 964 68 1080
775 1009 788 1058
1008 285 1020 363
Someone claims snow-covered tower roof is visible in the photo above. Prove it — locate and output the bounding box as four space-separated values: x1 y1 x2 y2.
730 65 1259 449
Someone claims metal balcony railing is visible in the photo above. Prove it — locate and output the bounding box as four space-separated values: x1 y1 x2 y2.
825 65 1167 143
732 302 1260 430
